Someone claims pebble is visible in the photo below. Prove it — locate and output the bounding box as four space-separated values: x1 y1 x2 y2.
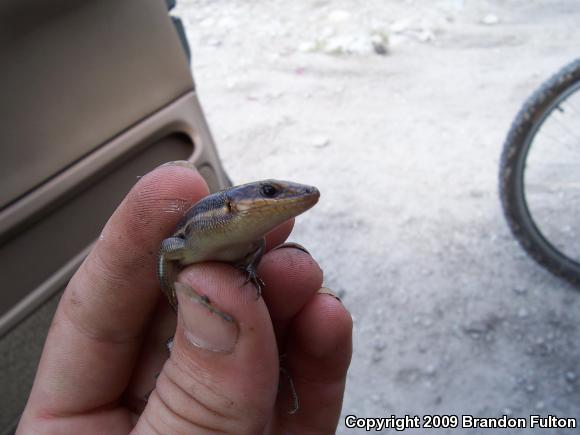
468 189 484 198
217 16 238 29
372 41 388 55
298 41 317 52
328 10 351 24
371 393 382 403
481 13 500 25
200 17 215 27
206 38 222 47
374 339 387 352
525 384 535 393
324 36 358 55
463 321 488 336
370 32 389 55
417 29 435 43
311 135 330 148
565 371 577 383
391 19 412 33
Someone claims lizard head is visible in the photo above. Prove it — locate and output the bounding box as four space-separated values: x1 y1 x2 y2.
226 179 320 238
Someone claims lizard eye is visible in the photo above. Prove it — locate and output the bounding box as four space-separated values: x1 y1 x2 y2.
260 183 279 198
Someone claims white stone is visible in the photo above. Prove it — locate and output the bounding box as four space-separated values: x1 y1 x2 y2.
200 17 215 28
218 16 238 29
481 13 500 25
298 41 317 53
319 26 336 39
226 78 238 90
206 38 222 47
391 19 412 34
311 135 330 148
328 10 351 24
418 29 435 42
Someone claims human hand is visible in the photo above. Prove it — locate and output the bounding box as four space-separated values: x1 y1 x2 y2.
17 163 352 434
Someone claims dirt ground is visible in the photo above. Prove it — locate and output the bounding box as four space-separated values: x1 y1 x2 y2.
174 1 580 433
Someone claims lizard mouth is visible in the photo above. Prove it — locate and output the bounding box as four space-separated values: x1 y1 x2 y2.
233 188 320 215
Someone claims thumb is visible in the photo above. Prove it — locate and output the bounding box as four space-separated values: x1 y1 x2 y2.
134 263 279 435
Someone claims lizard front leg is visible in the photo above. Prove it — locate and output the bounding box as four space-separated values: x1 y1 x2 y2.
239 237 266 297
157 236 187 312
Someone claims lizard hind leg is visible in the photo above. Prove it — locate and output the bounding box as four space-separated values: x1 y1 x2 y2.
238 238 266 298
279 366 300 414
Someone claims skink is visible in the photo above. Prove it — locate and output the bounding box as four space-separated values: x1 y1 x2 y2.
157 179 320 311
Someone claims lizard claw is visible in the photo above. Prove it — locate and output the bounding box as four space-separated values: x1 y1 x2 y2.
241 266 265 298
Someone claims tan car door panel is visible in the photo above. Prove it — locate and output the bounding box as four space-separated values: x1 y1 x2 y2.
0 1 230 431
0 0 193 209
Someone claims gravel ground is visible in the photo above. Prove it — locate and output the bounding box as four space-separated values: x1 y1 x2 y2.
174 1 580 433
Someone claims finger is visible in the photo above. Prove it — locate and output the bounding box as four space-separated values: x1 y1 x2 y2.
135 242 323 434
122 219 296 409
272 289 352 433
135 263 279 435
264 220 294 251
23 162 209 418
122 300 177 414
258 245 324 341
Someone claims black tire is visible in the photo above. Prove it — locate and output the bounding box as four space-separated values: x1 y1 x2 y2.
499 59 580 287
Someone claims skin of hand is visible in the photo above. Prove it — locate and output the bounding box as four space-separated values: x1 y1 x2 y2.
17 163 353 435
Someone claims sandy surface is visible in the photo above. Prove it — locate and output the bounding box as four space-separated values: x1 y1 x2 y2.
174 1 580 432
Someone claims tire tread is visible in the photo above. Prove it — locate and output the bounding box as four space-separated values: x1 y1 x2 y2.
499 59 580 287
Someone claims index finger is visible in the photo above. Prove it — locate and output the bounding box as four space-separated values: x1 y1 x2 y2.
23 162 209 417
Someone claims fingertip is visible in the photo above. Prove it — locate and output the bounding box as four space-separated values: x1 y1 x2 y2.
174 263 279 370
146 264 280 432
264 219 295 251
272 289 351 432
95 162 209 261
294 292 353 362
259 248 323 319
130 163 210 221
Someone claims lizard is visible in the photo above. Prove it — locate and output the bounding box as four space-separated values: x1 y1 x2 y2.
156 178 319 413
157 178 320 312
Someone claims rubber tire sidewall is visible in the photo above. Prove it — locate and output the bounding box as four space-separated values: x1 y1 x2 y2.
499 58 580 287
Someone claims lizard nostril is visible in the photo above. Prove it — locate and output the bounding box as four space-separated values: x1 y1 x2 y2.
306 186 319 196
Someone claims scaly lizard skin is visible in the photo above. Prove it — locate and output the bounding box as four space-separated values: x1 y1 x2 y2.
157 179 320 311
